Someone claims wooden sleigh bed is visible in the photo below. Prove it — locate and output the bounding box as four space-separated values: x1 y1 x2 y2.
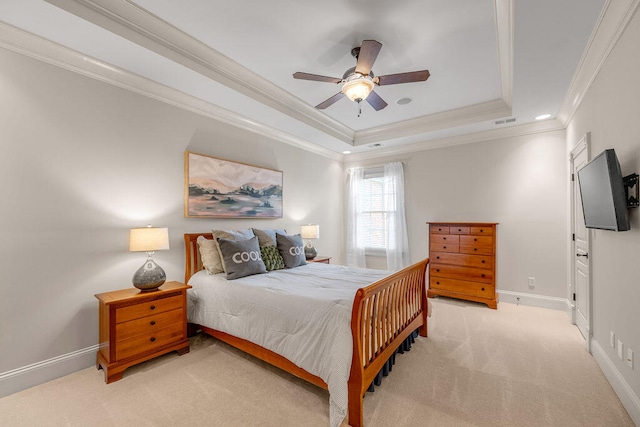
184 233 429 427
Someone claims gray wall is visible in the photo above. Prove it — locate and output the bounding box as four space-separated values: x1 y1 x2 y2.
0 48 344 395
346 129 569 304
567 7 640 416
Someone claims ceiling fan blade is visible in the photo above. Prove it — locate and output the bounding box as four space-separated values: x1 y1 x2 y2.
366 90 388 111
293 72 342 83
315 92 345 109
375 70 430 86
355 40 382 76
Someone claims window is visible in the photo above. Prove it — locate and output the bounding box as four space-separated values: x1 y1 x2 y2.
347 163 409 270
357 168 395 252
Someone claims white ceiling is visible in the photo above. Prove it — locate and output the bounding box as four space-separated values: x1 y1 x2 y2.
1 0 607 158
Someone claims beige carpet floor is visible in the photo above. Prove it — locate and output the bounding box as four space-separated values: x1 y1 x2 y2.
0 298 634 426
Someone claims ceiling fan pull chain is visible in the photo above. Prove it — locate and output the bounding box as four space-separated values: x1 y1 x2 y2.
357 101 362 117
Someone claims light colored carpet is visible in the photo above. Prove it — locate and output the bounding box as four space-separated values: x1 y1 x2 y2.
0 298 634 426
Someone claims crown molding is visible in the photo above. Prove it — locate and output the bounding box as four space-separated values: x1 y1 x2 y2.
495 0 513 107
353 98 512 146
45 0 515 148
557 0 640 126
0 22 342 162
344 119 564 162
44 0 355 144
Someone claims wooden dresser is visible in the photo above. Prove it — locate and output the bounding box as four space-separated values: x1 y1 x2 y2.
427 222 498 309
95 281 191 383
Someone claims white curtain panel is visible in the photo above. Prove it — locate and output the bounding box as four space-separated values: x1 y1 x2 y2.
384 162 411 271
346 167 366 268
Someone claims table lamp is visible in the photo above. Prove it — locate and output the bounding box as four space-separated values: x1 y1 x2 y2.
300 224 319 260
129 225 170 291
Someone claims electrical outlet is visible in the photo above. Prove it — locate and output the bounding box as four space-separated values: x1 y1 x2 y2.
618 340 624 360
528 277 535 287
628 349 634 369
610 331 616 348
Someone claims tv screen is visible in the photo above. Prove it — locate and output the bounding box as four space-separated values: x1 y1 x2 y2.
577 149 630 231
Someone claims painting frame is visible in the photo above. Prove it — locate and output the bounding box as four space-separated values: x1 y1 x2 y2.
184 151 283 218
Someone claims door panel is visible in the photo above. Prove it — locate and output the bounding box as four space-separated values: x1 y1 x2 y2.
572 135 591 344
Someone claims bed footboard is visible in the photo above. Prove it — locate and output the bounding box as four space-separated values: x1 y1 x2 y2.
348 258 429 427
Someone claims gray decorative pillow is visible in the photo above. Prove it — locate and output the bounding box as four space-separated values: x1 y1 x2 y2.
212 228 255 273
197 236 224 274
260 245 285 271
276 233 307 268
217 236 267 280
252 228 287 246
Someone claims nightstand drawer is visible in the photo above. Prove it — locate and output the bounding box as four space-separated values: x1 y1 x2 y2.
116 308 184 342
115 323 184 360
116 295 182 323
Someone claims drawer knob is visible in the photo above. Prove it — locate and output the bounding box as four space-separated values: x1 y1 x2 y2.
436 269 440 272
443 237 447 240
443 246 447 249
150 320 156 326
482 260 485 263
150 305 156 310
436 281 440 285
150 337 156 342
436 256 440 259
474 238 477 241
474 248 477 251
481 274 485 278
480 229 484 232
481 287 485 291
438 228 442 231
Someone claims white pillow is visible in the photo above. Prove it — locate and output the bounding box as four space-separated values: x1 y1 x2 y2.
197 236 223 274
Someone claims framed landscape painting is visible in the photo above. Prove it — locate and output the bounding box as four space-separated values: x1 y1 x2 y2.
184 151 283 218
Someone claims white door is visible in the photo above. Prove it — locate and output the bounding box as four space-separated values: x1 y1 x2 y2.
571 134 591 349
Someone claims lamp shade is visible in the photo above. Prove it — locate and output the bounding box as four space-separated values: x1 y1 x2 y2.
129 227 170 252
300 224 319 240
342 75 374 102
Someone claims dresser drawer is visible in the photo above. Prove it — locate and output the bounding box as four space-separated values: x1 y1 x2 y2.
115 323 185 360
460 235 494 255
471 226 493 236
430 225 450 234
430 234 460 253
116 308 184 342
430 252 494 269
115 295 182 323
448 226 470 235
431 264 493 283
430 277 494 298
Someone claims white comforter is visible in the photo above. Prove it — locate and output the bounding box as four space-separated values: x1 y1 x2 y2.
187 263 390 427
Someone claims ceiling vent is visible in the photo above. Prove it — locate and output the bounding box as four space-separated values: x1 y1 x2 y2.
495 118 516 125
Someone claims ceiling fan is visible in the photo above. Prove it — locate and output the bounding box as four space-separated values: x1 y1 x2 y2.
293 40 430 114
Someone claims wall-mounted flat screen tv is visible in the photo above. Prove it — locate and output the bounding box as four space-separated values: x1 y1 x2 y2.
577 149 630 231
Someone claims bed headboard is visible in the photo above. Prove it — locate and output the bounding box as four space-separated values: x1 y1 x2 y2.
184 233 213 283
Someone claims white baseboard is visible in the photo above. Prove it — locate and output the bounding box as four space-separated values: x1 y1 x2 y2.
0 345 98 398
497 289 569 312
591 339 640 425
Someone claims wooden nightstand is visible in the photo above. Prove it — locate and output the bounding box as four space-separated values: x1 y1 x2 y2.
307 256 331 264
95 281 191 383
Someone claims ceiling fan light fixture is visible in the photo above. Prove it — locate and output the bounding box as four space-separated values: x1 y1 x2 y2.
342 74 374 102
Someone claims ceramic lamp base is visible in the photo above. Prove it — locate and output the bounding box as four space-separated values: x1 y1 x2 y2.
132 255 166 291
304 242 318 260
